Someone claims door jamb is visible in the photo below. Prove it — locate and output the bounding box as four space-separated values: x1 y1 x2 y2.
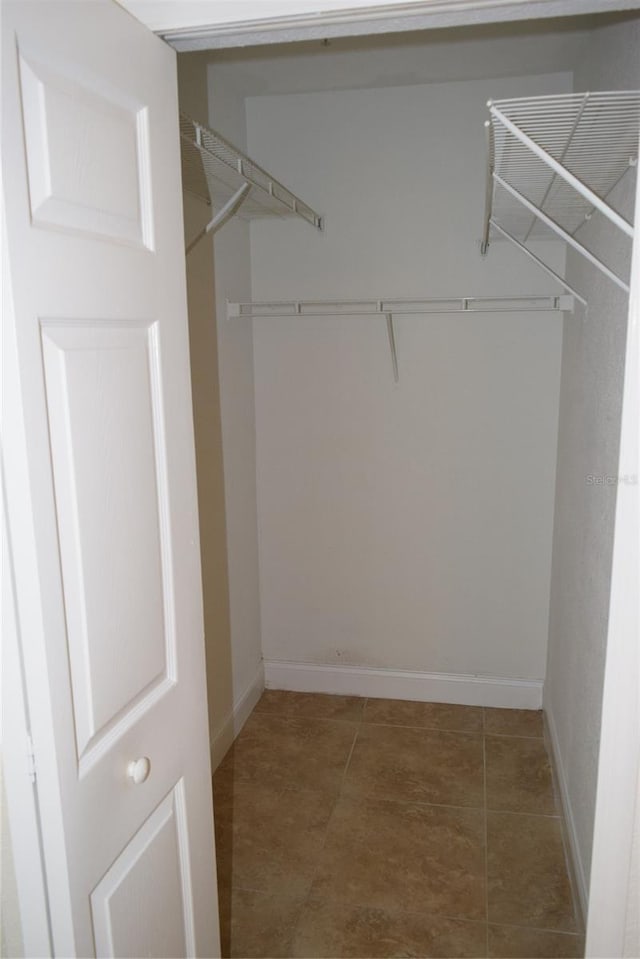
2 211 53 957
585 136 640 959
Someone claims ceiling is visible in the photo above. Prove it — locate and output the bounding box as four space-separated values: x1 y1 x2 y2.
194 13 636 97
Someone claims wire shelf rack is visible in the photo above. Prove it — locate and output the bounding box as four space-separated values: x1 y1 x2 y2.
180 113 323 230
480 91 640 293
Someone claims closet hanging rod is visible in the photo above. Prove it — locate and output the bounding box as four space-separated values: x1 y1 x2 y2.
227 294 574 319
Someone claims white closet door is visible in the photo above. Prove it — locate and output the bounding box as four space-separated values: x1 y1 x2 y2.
1 1 219 955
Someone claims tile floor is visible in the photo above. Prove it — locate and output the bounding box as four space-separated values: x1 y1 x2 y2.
213 691 583 958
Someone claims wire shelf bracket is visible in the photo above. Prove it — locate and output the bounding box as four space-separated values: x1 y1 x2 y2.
228 294 575 383
180 112 324 250
480 91 640 297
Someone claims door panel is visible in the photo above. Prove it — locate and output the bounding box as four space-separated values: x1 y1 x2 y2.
2 2 219 955
18 48 153 247
91 782 194 958
40 320 175 771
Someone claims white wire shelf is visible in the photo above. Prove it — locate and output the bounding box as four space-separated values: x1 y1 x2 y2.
480 91 640 293
228 295 574 318
180 113 323 230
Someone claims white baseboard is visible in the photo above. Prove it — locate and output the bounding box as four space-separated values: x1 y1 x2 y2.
544 705 588 925
263 660 543 709
210 662 265 770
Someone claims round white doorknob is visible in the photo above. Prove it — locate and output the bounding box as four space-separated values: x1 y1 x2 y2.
127 756 151 785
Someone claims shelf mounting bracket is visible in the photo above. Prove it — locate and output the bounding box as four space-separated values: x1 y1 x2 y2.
186 182 251 255
494 173 630 293
385 312 399 384
489 218 587 307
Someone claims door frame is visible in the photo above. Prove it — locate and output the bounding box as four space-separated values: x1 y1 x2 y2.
585 142 640 958
4 1 639 954
2 207 56 957
116 0 640 50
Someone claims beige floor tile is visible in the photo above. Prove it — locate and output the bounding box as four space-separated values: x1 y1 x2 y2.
213 749 246 811
487 812 577 932
214 781 336 895
229 712 358 795
310 796 486 921
488 923 584 958
291 899 487 958
344 723 484 807
486 735 556 815
364 698 484 732
484 708 544 738
218 886 304 959
255 689 366 722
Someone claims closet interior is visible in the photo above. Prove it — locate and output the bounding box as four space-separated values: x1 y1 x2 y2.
177 9 638 956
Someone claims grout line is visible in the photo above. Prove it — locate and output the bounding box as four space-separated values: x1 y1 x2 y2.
301 895 489 929
287 725 362 945
222 778 563 820
485 806 560 818
255 701 542 738
279 887 491 930
338 795 486 813
251 710 364 725
483 731 545 741
229 885 582 941
487 920 584 937
483 710 489 959
253 712 543 739
363 720 484 736
340 725 360 789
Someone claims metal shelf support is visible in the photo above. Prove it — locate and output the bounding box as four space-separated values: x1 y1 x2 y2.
494 173 630 293
385 313 399 384
186 182 251 253
489 219 588 307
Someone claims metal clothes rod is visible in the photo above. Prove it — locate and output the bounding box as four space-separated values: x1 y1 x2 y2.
228 294 574 318
228 295 573 385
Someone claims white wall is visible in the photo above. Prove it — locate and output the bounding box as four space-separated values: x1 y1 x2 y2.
246 72 569 698
177 55 236 757
207 67 264 756
545 15 640 914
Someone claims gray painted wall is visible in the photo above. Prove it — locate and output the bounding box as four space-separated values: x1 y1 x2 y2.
247 74 567 688
545 13 640 906
178 55 236 754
